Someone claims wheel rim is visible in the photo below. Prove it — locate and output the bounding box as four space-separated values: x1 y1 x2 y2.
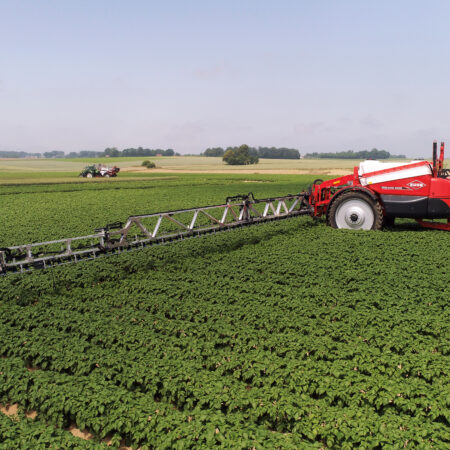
86 173 93 178
335 199 375 230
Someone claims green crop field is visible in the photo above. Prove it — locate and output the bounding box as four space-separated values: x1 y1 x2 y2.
0 174 449 448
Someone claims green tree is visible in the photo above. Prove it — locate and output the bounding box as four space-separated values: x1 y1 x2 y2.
304 148 393 159
104 147 120 157
203 147 225 157
223 145 259 165
43 151 64 158
257 147 300 159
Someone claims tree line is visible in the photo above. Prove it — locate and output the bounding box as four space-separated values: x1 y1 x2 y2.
1 146 407 161
303 149 406 159
102 147 177 157
203 146 300 159
65 147 178 158
0 148 179 159
0 151 41 158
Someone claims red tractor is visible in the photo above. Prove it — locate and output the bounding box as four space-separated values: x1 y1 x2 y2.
311 141 450 231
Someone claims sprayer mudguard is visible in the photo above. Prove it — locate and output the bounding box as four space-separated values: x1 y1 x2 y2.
428 198 450 218
380 195 429 218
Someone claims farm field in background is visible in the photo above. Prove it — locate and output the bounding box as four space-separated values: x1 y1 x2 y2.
0 157 351 185
0 172 449 448
1 156 440 185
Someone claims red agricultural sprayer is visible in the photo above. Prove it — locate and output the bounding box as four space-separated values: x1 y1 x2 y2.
310 141 449 231
1 142 449 274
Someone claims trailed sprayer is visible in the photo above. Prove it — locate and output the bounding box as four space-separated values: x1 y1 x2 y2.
1 142 449 274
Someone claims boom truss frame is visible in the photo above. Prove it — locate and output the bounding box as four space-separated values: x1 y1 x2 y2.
0 193 311 274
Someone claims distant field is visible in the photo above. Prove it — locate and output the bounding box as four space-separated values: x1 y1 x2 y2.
0 156 361 173
0 156 436 185
60 156 362 172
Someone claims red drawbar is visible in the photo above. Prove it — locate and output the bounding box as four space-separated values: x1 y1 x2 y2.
416 218 450 231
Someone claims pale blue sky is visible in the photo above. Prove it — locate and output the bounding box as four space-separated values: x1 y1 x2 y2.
2 0 450 156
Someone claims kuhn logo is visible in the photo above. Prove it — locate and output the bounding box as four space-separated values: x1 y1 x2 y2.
406 180 426 190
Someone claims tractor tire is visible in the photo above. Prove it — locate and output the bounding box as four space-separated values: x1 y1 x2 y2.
328 191 383 230
86 173 93 178
104 174 110 178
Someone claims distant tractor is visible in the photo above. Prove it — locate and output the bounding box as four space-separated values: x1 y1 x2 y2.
79 165 120 178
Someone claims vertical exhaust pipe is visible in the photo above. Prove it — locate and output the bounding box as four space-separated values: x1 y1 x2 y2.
439 142 445 174
433 141 437 176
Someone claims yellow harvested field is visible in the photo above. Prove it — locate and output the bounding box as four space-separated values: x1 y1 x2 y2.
0 156 429 176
